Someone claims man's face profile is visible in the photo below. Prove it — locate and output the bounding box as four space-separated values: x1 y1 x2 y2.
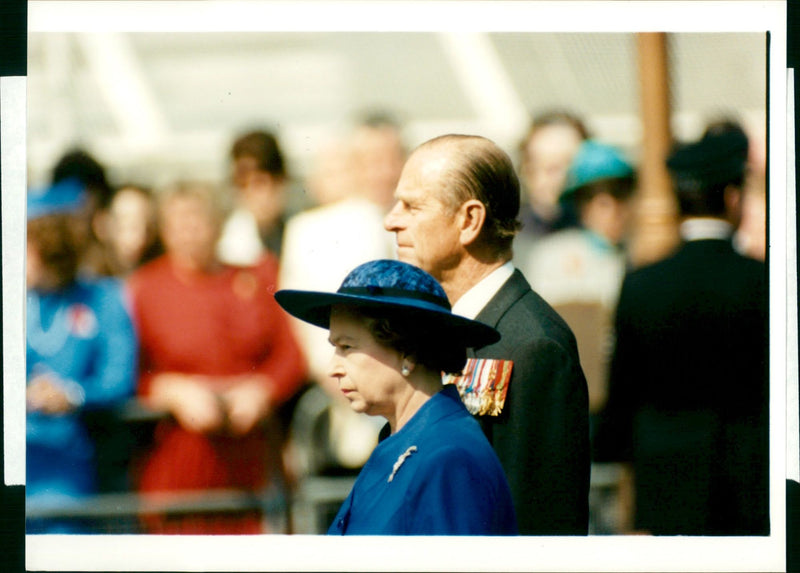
384 148 462 281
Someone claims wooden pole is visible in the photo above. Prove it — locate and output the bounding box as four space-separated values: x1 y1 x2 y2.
631 32 680 267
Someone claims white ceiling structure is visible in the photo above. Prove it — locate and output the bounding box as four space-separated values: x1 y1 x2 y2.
26 25 768 195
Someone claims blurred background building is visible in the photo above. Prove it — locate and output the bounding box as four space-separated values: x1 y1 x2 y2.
26 31 766 185
25 30 768 268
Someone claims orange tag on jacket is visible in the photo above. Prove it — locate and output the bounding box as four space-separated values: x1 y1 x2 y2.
443 358 513 416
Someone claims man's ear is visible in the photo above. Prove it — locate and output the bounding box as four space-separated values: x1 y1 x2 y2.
724 185 742 210
458 199 487 246
724 185 743 223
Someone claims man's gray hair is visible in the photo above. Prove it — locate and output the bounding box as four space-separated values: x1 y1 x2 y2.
418 134 522 256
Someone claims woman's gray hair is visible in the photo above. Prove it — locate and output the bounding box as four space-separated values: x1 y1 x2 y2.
348 306 468 376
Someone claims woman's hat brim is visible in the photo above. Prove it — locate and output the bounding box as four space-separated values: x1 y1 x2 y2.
275 289 500 348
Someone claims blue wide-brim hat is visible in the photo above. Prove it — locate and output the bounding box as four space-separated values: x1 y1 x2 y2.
275 259 500 348
562 140 634 198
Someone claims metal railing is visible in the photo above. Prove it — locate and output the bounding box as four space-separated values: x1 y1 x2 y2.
25 394 623 535
25 394 358 535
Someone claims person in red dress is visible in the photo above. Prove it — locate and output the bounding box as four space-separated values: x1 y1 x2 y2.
127 181 306 534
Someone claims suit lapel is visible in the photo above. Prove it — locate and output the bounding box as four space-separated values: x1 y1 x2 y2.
473 269 530 329
465 271 529 426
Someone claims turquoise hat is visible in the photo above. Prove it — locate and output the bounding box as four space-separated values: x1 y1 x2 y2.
562 140 634 198
27 178 87 220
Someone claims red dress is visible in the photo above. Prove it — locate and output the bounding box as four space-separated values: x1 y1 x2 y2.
127 254 306 534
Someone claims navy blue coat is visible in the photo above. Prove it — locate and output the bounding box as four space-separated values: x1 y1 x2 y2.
328 385 517 535
593 238 769 535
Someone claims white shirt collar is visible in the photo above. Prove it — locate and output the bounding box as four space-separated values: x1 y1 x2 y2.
680 218 734 241
451 261 515 319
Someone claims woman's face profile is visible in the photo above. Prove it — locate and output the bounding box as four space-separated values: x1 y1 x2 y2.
327 306 406 420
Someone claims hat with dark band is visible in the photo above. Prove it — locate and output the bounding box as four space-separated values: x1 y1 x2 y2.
275 259 500 348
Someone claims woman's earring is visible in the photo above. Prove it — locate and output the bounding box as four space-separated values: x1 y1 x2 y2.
401 365 411 377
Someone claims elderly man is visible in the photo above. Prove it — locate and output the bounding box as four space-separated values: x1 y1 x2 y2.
384 134 590 535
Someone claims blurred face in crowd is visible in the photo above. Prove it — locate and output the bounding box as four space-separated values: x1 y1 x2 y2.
306 140 357 207
26 239 45 289
522 124 583 218
604 194 633 246
581 192 633 246
327 306 406 420
160 191 220 272
352 125 405 210
107 187 157 270
26 214 85 291
384 147 463 282
233 155 286 230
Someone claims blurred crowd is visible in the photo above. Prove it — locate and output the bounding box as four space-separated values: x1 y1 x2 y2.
24 108 768 535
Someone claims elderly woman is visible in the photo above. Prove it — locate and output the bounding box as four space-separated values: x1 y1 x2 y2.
127 181 306 534
276 259 517 535
26 178 137 532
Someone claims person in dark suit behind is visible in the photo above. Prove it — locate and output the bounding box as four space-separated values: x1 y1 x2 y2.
593 125 769 535
384 134 590 535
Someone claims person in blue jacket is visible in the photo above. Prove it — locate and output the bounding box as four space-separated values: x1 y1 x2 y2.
276 259 517 535
25 178 137 532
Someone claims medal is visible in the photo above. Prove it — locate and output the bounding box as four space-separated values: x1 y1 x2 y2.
443 358 513 416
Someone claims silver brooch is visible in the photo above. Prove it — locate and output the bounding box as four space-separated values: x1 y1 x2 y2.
388 445 417 482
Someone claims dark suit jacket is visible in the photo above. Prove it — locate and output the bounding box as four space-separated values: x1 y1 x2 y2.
472 269 590 535
593 238 769 535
